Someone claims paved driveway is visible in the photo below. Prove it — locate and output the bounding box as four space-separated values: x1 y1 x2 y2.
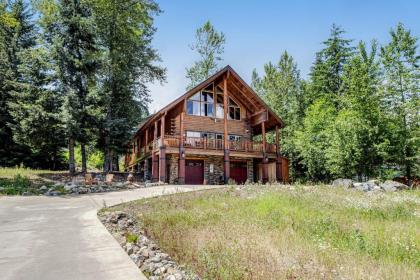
0 185 218 280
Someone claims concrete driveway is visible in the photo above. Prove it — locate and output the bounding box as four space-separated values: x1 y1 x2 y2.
0 185 218 280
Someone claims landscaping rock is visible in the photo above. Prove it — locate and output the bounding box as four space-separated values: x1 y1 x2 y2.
354 182 372 192
332 178 354 188
380 180 409 192
99 211 199 280
40 185 48 191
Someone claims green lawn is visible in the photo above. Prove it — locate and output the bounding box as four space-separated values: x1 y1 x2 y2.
108 185 420 279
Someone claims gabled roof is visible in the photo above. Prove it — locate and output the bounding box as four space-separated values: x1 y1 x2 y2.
135 65 284 136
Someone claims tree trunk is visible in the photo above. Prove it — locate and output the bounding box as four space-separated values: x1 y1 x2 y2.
114 154 120 171
104 134 111 172
81 143 87 173
69 137 76 174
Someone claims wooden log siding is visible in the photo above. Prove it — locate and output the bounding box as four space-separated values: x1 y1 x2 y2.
124 65 289 183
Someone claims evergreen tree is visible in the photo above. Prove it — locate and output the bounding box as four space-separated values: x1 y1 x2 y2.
8 46 66 169
251 51 307 179
380 23 419 182
309 24 354 105
41 0 98 173
186 21 225 89
0 0 35 167
91 0 165 171
326 41 384 179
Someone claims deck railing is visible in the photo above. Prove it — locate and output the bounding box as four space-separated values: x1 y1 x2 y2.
127 135 277 166
164 135 277 153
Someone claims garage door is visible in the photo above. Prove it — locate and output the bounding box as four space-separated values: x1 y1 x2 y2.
185 160 204 184
230 162 247 184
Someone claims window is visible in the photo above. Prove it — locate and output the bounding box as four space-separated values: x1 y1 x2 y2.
186 131 201 138
229 135 242 142
215 86 224 118
187 83 214 117
228 98 241 120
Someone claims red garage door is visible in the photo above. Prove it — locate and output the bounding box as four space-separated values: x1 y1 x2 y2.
230 162 247 184
185 160 204 185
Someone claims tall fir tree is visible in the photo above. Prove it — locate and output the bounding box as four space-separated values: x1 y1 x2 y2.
326 41 384 179
9 46 66 169
0 0 35 167
41 0 98 173
251 51 307 179
380 23 419 182
309 24 353 105
186 21 225 90
91 0 165 171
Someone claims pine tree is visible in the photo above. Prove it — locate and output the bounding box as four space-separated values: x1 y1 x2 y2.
380 23 419 183
91 0 165 172
309 24 354 105
186 21 225 89
251 51 307 179
43 0 98 173
0 0 35 167
9 46 66 169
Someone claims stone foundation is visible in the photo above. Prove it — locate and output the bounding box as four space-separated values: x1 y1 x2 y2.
164 154 255 185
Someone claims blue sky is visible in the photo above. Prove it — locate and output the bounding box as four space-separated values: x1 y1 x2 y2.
148 0 420 112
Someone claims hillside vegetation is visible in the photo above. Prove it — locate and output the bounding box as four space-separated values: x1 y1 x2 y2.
111 185 420 279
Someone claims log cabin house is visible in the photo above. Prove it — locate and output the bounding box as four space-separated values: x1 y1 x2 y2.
124 66 289 184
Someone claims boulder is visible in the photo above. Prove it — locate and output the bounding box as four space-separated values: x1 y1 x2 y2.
64 184 74 191
39 185 48 191
380 180 409 192
127 173 134 183
332 178 354 188
354 182 372 192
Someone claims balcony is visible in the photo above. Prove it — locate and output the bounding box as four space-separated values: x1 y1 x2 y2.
162 135 277 154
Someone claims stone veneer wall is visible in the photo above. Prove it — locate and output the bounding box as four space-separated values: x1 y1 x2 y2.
203 156 224 185
166 154 255 185
167 154 179 184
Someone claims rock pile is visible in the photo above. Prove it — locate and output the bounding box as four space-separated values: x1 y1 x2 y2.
99 211 199 280
42 182 142 196
332 178 409 192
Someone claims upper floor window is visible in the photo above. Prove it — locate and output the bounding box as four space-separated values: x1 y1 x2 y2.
215 86 224 118
186 83 241 120
187 84 214 117
228 98 241 120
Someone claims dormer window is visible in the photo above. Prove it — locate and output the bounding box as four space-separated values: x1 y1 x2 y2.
187 83 214 117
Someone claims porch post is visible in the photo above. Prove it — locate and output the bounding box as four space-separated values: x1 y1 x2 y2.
179 107 185 184
223 73 230 184
144 128 148 155
275 125 282 182
152 121 159 182
159 115 167 182
262 121 268 183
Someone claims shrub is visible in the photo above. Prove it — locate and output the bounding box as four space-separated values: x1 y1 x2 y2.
0 174 32 195
125 233 138 243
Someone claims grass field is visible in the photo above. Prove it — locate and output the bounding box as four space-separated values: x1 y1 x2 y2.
0 167 66 179
109 185 420 279
0 167 66 195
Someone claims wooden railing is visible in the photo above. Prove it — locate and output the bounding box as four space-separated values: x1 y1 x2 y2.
127 136 278 166
164 135 277 153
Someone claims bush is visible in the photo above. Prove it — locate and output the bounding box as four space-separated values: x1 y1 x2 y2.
125 233 138 243
0 174 32 195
